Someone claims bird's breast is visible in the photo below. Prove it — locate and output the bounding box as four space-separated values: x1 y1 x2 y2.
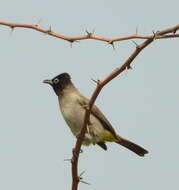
59 93 85 136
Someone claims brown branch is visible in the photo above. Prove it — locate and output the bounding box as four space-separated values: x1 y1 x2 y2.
71 25 179 190
0 21 179 44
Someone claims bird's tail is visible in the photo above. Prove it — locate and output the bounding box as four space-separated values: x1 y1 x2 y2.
116 136 148 157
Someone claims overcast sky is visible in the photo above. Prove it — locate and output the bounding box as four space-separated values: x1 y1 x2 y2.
0 0 179 190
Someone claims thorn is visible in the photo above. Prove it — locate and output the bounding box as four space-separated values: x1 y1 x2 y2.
111 43 115 50
68 39 77 48
9 25 15 29
68 39 75 43
35 18 42 27
131 40 140 49
125 65 132 74
91 78 100 85
45 26 52 34
9 26 15 35
79 180 91 185
108 41 115 50
78 171 91 185
152 30 156 40
9 25 15 34
126 65 132 70
79 170 86 177
85 29 93 37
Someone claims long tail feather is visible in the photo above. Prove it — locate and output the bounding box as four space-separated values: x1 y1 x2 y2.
116 136 148 157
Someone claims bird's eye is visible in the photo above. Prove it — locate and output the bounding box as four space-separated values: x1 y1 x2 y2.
53 78 59 84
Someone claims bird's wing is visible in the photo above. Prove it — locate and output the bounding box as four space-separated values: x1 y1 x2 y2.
78 95 117 138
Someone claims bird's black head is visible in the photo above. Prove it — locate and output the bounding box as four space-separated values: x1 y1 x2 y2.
43 73 72 95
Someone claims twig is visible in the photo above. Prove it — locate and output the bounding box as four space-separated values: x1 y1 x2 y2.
0 21 178 44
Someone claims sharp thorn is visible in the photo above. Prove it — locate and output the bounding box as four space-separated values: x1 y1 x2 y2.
126 65 132 70
68 39 76 46
112 43 115 50
152 30 156 40
9 26 15 35
10 25 15 29
91 78 100 85
85 29 92 37
80 180 91 185
131 40 139 49
45 25 52 34
79 170 86 177
35 18 42 27
108 41 116 50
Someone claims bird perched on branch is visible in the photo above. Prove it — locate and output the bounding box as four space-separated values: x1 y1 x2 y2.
43 73 148 157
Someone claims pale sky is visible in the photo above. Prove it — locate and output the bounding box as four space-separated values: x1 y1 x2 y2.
0 0 179 190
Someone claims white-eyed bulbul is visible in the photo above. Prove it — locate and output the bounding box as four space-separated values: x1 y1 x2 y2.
43 73 148 157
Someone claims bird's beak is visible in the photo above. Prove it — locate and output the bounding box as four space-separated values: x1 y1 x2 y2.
43 79 53 85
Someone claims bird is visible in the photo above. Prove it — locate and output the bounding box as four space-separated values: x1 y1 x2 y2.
43 73 148 157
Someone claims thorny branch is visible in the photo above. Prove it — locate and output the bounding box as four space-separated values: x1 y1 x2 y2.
0 21 178 190
71 25 179 190
0 21 179 44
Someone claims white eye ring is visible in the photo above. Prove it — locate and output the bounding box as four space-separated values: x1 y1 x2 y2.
53 78 59 84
